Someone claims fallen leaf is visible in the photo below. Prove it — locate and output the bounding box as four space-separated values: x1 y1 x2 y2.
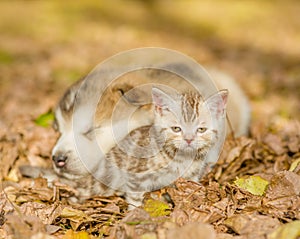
34 111 54 128
60 207 96 231
110 208 154 238
263 171 300 219
5 168 19 182
287 135 300 153
170 209 190 226
62 230 91 239
166 222 216 239
60 207 92 222
234 176 269 196
289 158 300 172
0 140 19 181
4 214 47 239
143 199 171 217
45 224 61 234
215 233 235 239
19 202 64 225
224 213 280 237
264 171 300 199
141 232 157 239
263 134 286 155
267 220 300 239
30 232 57 239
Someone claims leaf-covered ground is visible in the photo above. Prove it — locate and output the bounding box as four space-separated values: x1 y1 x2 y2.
0 1 299 239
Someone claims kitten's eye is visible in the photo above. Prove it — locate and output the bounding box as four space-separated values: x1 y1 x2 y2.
197 127 207 133
171 126 182 133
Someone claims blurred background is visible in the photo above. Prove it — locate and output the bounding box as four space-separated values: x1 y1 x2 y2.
0 0 299 126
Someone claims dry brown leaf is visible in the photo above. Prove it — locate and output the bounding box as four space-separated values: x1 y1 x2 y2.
0 141 19 181
19 202 64 225
224 213 280 238
4 214 47 239
287 135 300 153
166 222 216 239
30 232 57 239
170 209 190 226
263 134 286 155
109 208 157 238
215 233 243 239
263 171 300 219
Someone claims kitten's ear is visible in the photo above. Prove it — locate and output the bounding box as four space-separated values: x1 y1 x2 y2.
205 90 228 119
152 87 175 115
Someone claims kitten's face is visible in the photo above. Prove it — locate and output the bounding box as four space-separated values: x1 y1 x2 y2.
152 88 228 151
157 107 214 150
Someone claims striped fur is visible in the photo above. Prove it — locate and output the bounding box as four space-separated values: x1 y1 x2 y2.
93 88 228 207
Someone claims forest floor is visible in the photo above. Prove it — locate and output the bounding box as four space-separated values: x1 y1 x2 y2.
0 1 299 239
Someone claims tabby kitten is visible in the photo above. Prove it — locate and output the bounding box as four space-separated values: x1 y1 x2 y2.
98 87 228 207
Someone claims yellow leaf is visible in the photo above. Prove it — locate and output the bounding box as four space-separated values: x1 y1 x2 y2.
62 230 91 239
234 175 269 196
268 221 300 239
289 158 300 172
143 199 170 217
60 207 90 222
5 168 19 182
141 233 157 239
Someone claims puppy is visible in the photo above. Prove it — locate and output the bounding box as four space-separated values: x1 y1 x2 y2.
21 63 250 201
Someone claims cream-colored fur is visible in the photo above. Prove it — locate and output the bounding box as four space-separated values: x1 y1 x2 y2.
207 68 250 136
52 66 250 180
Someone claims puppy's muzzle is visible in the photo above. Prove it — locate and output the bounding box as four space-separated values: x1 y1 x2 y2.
52 154 68 168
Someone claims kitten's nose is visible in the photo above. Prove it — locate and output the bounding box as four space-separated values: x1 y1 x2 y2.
185 139 193 145
52 154 67 168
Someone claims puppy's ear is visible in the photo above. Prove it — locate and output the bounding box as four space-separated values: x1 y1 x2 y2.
152 87 178 116
117 84 151 105
52 117 59 131
59 87 77 112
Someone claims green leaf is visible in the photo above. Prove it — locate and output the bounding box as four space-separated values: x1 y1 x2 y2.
143 199 170 217
35 111 54 127
234 175 269 196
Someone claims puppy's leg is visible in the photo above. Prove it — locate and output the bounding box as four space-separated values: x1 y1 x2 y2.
19 165 58 184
